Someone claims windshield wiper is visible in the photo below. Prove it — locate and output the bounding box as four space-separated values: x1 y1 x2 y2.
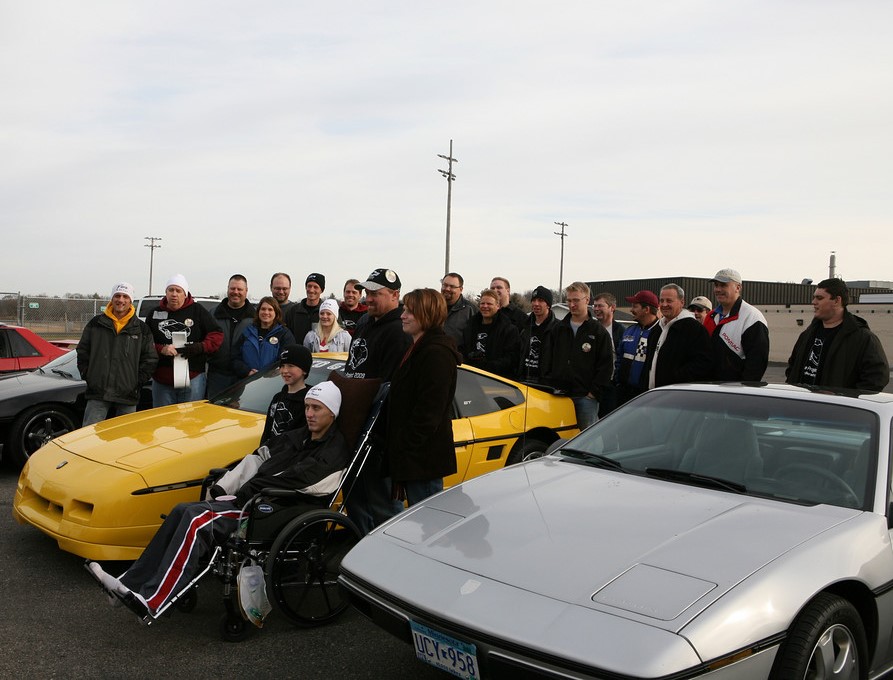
51 369 74 378
645 467 746 493
559 448 626 472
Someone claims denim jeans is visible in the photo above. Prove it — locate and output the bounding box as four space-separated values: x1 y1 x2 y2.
573 395 599 430
151 372 207 407
82 400 137 427
345 470 404 535
404 478 444 507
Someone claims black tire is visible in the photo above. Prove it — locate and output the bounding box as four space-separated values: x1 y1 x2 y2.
770 592 866 680
220 613 250 642
265 509 361 627
506 437 549 466
5 405 78 469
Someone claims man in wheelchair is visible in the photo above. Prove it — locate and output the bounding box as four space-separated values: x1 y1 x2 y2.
87 380 348 621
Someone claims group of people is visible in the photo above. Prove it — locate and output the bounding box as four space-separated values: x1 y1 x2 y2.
81 264 889 622
84 267 462 620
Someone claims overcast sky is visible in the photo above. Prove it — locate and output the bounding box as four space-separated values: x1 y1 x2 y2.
2 1 891 300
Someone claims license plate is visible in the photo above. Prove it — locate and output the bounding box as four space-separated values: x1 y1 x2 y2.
410 620 479 680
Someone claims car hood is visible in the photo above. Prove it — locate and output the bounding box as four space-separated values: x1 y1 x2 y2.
0 368 78 392
51 401 262 470
378 457 860 628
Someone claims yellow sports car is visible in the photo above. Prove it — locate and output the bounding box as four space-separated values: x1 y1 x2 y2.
14 356 578 561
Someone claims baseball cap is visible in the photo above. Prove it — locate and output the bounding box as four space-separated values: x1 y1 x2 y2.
688 296 713 311
710 268 742 284
625 290 659 308
355 268 402 291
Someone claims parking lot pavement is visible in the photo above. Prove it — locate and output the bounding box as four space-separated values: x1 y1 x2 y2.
0 470 441 680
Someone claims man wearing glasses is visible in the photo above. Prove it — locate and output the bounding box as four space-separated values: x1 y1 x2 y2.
542 282 613 430
441 272 476 345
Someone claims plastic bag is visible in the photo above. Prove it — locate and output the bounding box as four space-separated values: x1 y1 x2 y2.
237 563 272 628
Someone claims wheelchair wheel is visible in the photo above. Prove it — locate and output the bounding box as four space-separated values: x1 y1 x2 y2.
220 613 250 642
265 509 361 627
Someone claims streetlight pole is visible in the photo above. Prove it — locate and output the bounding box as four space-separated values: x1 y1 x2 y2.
144 236 162 296
554 221 568 301
437 140 458 276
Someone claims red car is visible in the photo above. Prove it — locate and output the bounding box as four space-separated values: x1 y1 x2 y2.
0 324 71 374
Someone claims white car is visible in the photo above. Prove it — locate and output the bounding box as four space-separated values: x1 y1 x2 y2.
340 383 893 679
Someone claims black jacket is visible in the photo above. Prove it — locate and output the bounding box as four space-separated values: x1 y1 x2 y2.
235 425 349 507
499 304 529 333
284 299 321 346
652 316 712 387
260 385 309 445
77 310 158 405
387 328 460 482
519 311 559 381
460 311 521 379
207 300 255 376
344 305 412 380
786 312 889 391
146 296 223 384
542 315 613 399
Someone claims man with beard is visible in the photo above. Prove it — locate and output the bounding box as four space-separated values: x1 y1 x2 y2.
441 272 476 345
343 268 412 533
269 272 294 315
786 278 888 391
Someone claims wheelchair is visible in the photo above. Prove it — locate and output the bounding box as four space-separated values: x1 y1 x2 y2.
150 373 388 641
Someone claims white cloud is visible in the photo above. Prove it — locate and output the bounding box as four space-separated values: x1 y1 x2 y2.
1 0 891 300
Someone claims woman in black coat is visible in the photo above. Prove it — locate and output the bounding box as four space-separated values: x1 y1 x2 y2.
387 288 461 506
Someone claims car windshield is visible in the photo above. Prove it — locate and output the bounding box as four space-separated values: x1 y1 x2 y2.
211 357 346 414
37 350 80 380
557 389 878 511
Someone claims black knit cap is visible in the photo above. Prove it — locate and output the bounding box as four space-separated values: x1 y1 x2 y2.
278 344 312 374
530 285 554 307
305 273 326 290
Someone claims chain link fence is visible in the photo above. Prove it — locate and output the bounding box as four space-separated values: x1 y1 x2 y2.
0 293 106 339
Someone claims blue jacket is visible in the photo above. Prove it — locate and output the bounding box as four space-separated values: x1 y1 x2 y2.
233 323 296 377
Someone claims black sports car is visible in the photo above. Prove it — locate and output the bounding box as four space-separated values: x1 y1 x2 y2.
0 350 86 469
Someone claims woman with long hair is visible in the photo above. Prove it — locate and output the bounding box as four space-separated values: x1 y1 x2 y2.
233 296 296 377
303 298 352 353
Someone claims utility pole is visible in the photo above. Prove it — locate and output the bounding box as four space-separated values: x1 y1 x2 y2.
554 221 568 301
144 236 162 296
437 140 458 276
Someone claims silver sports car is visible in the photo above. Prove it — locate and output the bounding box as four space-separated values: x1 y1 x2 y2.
340 383 893 679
